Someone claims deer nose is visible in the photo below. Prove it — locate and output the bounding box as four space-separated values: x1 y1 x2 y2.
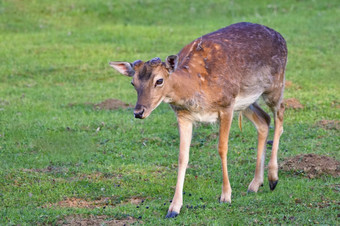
134 108 145 119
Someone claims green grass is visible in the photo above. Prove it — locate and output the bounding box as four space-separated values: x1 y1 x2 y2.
0 0 339 224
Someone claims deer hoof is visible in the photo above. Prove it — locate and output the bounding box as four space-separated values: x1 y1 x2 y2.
165 211 179 218
269 180 278 191
247 183 263 193
219 197 231 204
247 189 255 194
247 180 263 193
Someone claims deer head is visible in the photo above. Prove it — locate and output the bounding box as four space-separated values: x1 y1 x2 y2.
109 55 178 119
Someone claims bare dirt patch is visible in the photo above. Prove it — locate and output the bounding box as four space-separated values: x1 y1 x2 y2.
46 197 110 208
56 215 137 226
127 197 144 205
94 98 133 110
45 197 144 209
280 154 340 178
316 119 340 130
283 98 304 109
68 98 133 111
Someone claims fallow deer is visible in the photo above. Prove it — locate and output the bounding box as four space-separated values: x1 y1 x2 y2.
109 22 287 218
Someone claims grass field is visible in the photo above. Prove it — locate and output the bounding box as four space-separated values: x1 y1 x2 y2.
0 0 339 224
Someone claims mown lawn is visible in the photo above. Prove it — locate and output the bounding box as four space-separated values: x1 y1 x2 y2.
0 0 339 224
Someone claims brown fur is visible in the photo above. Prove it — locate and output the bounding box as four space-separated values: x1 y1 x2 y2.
109 22 288 218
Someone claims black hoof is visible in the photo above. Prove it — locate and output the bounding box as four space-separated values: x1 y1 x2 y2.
247 189 255 194
269 180 278 191
165 211 179 218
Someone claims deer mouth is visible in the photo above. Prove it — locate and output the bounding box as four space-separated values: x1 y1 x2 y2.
134 107 152 119
134 97 164 119
134 108 145 119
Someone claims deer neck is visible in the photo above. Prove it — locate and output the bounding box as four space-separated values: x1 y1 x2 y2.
164 69 201 108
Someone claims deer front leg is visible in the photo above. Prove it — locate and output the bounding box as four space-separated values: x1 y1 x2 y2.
218 110 233 203
166 116 193 218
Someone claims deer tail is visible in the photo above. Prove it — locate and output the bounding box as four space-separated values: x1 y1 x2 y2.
238 112 243 132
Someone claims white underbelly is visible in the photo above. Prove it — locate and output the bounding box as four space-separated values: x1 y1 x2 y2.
191 111 219 123
234 92 262 111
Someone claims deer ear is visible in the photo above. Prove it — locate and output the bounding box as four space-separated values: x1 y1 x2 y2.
165 55 178 73
109 61 135 77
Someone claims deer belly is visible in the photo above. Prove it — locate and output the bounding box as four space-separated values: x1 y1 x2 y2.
191 111 219 123
234 92 262 111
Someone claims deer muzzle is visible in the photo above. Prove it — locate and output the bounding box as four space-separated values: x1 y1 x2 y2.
134 105 146 119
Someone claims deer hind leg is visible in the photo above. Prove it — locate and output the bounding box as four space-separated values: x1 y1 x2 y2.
263 84 285 190
267 102 284 190
218 109 233 203
243 103 271 193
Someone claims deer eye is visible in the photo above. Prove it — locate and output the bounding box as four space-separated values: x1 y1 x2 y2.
155 78 163 86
